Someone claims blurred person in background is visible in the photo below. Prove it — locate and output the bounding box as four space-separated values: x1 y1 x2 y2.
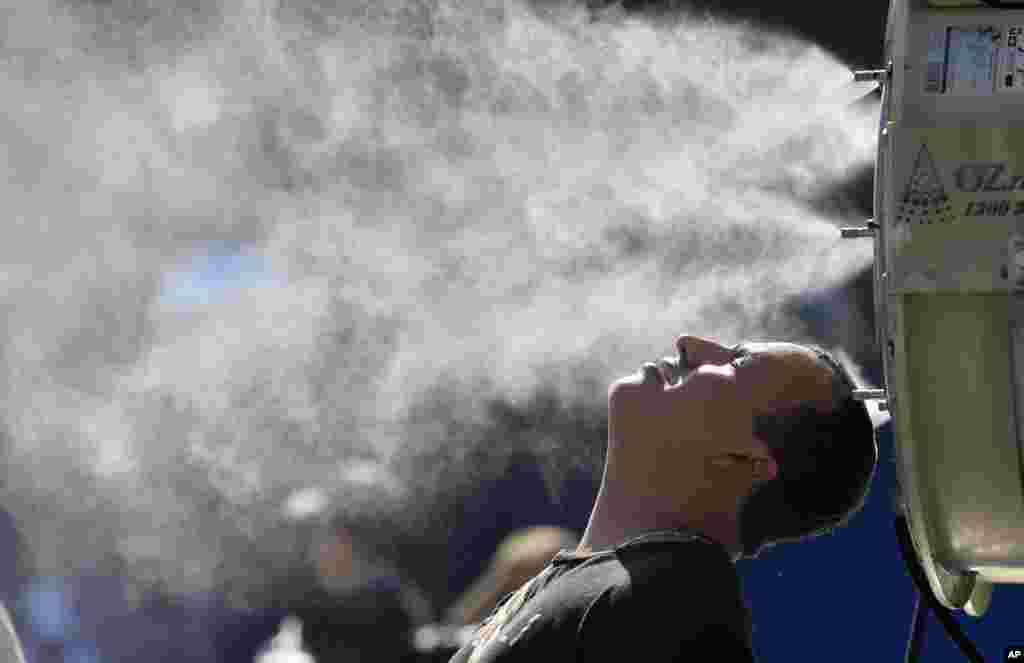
409 526 578 663
445 526 578 627
6 506 107 663
449 335 878 662
16 574 101 663
25 556 221 663
261 461 434 663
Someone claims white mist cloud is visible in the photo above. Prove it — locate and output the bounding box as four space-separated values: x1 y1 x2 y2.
0 0 878 596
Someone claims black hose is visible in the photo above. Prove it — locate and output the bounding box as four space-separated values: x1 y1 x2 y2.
977 0 1024 8
904 590 929 663
894 517 984 663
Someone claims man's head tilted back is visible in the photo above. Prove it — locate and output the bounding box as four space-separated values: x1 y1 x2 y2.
595 335 878 561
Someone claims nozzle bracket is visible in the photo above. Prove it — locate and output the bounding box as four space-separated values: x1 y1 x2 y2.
853 67 890 83
840 219 880 238
853 388 889 411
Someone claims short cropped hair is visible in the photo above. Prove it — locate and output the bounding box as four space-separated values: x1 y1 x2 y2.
737 346 878 559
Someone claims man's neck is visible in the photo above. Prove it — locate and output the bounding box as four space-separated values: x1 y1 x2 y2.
577 481 742 562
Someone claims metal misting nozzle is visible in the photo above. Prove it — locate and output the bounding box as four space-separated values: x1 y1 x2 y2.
840 219 879 238
853 68 889 82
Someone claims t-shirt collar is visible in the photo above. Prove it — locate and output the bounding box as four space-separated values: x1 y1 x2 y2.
552 527 726 563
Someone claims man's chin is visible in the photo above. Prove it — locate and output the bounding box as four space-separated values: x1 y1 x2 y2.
616 369 647 386
608 371 642 398
607 370 659 413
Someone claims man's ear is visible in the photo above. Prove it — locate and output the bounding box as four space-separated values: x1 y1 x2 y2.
708 454 741 470
754 456 778 483
708 453 778 483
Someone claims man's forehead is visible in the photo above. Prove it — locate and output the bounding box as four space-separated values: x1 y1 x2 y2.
738 341 817 358
736 341 834 407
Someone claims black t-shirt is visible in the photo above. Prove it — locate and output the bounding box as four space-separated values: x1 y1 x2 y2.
448 530 754 663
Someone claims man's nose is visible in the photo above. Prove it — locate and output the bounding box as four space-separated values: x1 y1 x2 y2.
675 335 735 366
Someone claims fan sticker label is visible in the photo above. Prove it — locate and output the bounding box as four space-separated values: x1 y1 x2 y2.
897 151 1024 225
893 129 1024 292
925 26 1001 94
895 144 956 227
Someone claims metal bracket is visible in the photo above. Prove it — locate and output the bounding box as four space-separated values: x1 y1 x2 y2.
838 219 889 412
853 62 893 83
840 219 880 239
853 388 889 412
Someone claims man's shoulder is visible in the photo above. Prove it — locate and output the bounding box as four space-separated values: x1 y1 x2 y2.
447 539 751 663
